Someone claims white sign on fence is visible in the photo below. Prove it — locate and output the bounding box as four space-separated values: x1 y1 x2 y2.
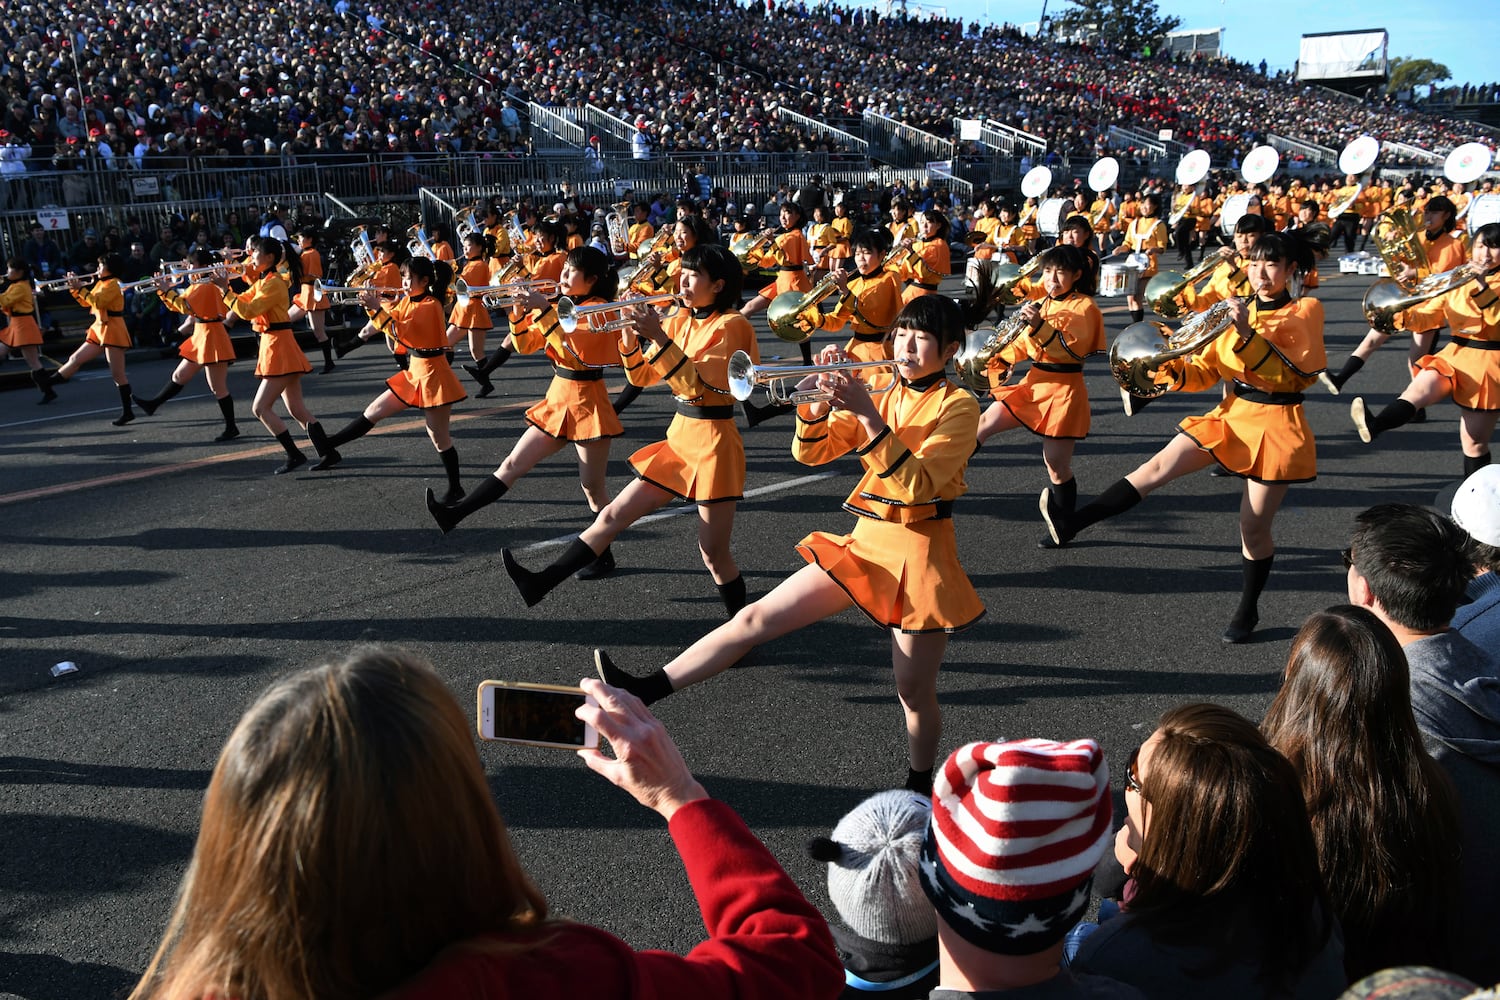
958 119 982 142
926 160 954 178
131 176 160 196
36 209 69 231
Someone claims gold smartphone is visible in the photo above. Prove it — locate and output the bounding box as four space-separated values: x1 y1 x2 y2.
476 680 599 749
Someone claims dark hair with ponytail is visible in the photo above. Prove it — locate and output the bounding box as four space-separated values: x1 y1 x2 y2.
565 246 618 302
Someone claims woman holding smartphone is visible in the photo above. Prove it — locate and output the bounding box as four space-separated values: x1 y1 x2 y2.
597 295 983 796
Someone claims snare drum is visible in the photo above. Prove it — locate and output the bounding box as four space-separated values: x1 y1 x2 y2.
1037 198 1070 237
1099 263 1129 297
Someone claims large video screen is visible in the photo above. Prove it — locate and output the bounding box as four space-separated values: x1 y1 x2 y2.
1297 30 1388 81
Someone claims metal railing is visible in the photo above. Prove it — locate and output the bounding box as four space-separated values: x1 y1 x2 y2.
862 110 955 168
773 106 868 153
1267 133 1339 168
984 119 1048 158
580 105 638 160
1107 125 1168 162
527 103 587 151
1379 138 1443 165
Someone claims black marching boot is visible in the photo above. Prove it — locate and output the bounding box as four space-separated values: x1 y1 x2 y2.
1464 452 1492 477
112 384 136 426
214 395 240 441
31 369 57 404
1327 355 1363 391
502 537 601 607
437 445 464 504
465 344 512 398
272 430 307 475
905 767 935 796
716 574 747 617
333 334 368 359
1037 479 1077 549
426 474 508 534
740 397 796 428
1350 398 1415 444
1042 478 1142 547
1222 554 1274 644
611 381 643 415
593 648 675 705
319 339 336 373
134 378 184 416
312 415 374 469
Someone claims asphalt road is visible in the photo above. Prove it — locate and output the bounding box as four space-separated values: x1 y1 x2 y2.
0 262 1465 999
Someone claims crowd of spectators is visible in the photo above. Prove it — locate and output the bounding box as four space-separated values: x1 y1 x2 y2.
1 0 1494 186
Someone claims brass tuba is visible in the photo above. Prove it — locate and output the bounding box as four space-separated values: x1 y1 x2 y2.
1109 299 1239 399
1145 250 1234 319
992 254 1045 307
1361 265 1476 335
767 272 843 343
952 312 1032 392
1370 207 1430 292
731 228 779 273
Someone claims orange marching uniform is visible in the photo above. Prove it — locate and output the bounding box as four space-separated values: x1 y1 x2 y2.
618 307 759 502
792 371 984 634
986 291 1105 440
511 295 623 441
751 228 812 299
161 280 235 365
0 279 43 348
1158 293 1326 483
74 278 131 348
292 246 329 312
224 266 309 378
1398 271 1500 411
898 238 949 304
367 292 466 409
818 270 901 364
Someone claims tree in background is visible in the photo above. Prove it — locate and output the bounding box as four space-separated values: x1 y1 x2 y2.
1048 0 1182 57
1386 57 1452 96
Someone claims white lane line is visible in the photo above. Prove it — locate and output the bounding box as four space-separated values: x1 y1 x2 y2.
514 470 840 555
0 392 214 429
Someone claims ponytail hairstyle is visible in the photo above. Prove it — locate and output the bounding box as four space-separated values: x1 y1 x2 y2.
919 209 950 241
779 200 806 228
565 246 618 302
465 231 495 259
254 237 304 287
1250 231 1320 276
7 257 35 288
405 256 453 301
534 218 568 253
98 252 126 279
676 214 717 249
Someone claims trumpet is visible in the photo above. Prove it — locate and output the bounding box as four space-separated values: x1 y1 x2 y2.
312 279 401 305
556 294 681 333
454 277 556 309
1109 298 1239 399
953 313 1032 392
35 274 90 292
727 350 900 405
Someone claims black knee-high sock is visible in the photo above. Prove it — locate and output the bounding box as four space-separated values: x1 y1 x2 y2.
1330 355 1364 389
479 343 513 375
595 649 677 705
1129 308 1144 323
31 369 57 402
136 378 185 414
502 537 600 607
325 415 375 449
1072 478 1142 535
612 381 643 415
427 474 508 533
1229 554 1274 629
1055 476 1078 515
906 767 934 796
716 575 747 617
216 395 238 436
274 430 301 458
438 445 462 502
1465 452 1492 477
798 339 814 365
320 339 335 367
1371 399 1416 436
112 384 135 426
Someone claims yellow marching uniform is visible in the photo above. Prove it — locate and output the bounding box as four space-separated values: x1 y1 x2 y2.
987 292 1105 440
818 270 901 363
1399 271 1500 411
511 295 622 441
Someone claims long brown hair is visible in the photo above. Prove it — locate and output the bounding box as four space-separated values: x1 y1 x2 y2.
1129 703 1331 988
1262 606 1461 979
130 646 549 1000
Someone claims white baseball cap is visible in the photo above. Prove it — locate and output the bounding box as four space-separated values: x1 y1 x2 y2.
1451 465 1500 547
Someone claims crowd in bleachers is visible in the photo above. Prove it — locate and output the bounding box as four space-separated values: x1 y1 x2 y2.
0 0 1494 182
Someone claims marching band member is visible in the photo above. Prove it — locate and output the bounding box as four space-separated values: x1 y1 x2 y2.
465 219 571 393
1329 195 1468 393
594 295 984 796
452 232 499 397
625 202 654 262
1169 183 1199 266
1041 233 1326 645
211 238 333 474
424 247 624 580
285 227 335 373
427 224 456 263
741 201 813 359
808 204 837 281
974 245 1104 539
132 250 240 441
968 199 1002 262
1173 215 1268 314
312 257 467 502
1110 193 1168 324
613 216 716 417
1350 222 1500 477
825 200 854 272
887 199 917 246
818 229 902 362
897 210 950 305
0 258 55 403
45 252 136 425
334 241 405 359
501 245 757 615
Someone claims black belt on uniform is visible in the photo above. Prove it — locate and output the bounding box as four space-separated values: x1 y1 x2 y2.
675 400 735 420
777 265 803 271
931 498 954 520
12 310 33 316
1232 381 1304 405
106 309 124 317
852 331 887 342
905 280 939 291
1033 361 1083 373
196 316 226 324
1452 336 1500 351
266 321 294 331
410 347 449 358
553 365 604 381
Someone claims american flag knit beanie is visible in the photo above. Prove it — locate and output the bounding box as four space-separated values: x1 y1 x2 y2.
919 738 1113 955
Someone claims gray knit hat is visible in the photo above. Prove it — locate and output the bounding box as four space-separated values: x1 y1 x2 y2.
808 789 936 945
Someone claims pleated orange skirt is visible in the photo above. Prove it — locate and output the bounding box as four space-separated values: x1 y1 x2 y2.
630 415 745 502
993 369 1091 439
525 374 623 441
87 320 132 349
796 516 985 634
1178 396 1317 484
1417 341 1500 411
760 271 811 299
179 324 235 365
387 355 467 409
255 329 313 378
1 314 42 348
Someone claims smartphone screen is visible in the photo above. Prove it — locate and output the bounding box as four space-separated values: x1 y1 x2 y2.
478 682 596 749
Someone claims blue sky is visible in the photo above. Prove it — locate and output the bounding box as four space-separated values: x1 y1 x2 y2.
919 0 1489 88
